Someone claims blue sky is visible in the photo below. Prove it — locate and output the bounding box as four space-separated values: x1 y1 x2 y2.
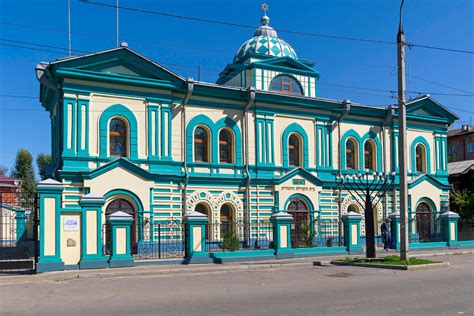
0 0 473 175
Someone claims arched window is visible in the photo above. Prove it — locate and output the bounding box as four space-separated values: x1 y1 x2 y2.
415 144 426 173
109 118 128 157
269 75 303 95
364 140 376 171
346 138 358 170
219 129 233 164
194 126 209 162
220 204 234 237
288 133 302 167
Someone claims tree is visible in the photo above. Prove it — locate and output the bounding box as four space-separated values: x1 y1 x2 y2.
450 189 474 219
36 153 52 181
11 149 36 194
0 165 7 176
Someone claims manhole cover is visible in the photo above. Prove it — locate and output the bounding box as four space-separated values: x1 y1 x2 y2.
325 272 353 278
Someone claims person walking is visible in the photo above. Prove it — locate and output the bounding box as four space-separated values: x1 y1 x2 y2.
381 219 391 251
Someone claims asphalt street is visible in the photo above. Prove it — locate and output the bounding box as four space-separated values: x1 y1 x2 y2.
0 254 473 316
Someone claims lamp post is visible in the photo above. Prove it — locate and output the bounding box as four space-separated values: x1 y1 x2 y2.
336 171 395 258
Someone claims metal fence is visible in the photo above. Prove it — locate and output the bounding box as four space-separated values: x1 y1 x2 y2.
102 218 185 259
458 219 474 241
408 218 444 243
206 221 273 252
291 219 340 248
0 192 38 256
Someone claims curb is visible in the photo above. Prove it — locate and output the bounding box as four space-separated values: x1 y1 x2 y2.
50 261 322 282
331 261 449 271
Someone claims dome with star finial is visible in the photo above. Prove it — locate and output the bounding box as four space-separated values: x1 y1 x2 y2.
233 14 298 63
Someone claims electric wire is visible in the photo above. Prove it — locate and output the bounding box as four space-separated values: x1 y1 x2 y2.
79 0 474 54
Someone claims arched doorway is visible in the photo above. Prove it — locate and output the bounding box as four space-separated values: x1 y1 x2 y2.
416 202 432 242
287 197 310 247
105 198 136 254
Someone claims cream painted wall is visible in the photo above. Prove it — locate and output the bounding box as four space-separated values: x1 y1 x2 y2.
280 225 288 248
44 197 56 256
60 213 81 265
273 115 315 167
408 179 442 217
407 129 435 174
192 226 202 251
86 210 97 255
275 174 321 211
116 227 126 255
83 166 152 224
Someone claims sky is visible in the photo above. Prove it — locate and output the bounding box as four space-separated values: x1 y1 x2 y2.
0 0 473 176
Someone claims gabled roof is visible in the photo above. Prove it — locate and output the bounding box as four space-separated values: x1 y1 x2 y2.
252 56 318 73
83 158 153 181
275 167 323 186
408 173 450 189
404 95 459 124
45 47 186 87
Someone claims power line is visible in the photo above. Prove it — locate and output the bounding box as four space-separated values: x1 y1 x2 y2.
407 74 473 95
1 38 472 99
79 0 474 54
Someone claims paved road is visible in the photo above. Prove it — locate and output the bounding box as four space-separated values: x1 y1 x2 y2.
0 254 473 316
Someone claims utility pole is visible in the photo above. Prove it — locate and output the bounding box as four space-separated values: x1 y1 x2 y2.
68 0 72 56
116 0 119 47
397 0 409 260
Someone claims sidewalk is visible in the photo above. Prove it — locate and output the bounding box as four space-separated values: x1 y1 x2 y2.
0 248 471 286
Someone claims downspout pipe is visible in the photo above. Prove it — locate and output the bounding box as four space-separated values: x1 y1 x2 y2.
244 87 255 247
182 79 194 215
336 99 351 246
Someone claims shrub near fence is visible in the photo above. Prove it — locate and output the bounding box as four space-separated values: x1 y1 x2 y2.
206 221 273 252
291 219 341 248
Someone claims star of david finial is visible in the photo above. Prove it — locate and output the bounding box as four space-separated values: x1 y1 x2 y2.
261 3 269 16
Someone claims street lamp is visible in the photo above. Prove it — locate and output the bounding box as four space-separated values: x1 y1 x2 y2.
336 171 395 258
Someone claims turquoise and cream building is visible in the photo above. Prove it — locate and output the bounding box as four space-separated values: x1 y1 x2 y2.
35 14 458 269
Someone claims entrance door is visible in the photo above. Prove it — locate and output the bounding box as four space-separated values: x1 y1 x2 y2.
105 199 136 253
287 198 310 248
416 202 431 242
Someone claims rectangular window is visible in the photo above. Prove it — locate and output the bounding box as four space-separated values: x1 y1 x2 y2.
450 145 457 154
468 143 474 153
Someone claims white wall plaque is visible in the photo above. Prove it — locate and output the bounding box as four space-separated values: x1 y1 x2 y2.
63 217 79 231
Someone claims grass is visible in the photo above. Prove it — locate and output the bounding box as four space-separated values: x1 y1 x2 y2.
340 255 439 266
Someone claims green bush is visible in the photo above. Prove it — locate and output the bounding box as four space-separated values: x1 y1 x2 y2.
221 230 240 252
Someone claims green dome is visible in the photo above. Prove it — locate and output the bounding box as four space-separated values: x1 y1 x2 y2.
233 15 298 63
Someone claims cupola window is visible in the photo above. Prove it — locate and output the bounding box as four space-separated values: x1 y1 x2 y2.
270 75 303 96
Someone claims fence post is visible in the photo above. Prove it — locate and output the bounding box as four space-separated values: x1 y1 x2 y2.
270 211 294 259
341 211 363 255
183 211 209 264
440 211 460 249
79 193 107 269
106 211 134 268
36 179 65 272
389 211 401 250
